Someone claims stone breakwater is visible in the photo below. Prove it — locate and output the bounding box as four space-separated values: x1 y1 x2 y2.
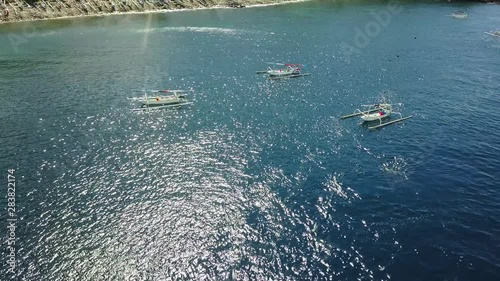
0 0 296 23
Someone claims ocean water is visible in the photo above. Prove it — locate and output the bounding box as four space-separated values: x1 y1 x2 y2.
1 0 499 280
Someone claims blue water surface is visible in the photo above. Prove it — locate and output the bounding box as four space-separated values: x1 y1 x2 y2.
0 0 499 280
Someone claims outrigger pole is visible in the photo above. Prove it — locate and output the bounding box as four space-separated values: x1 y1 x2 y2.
132 102 194 112
268 73 311 80
136 89 193 93
368 115 413 130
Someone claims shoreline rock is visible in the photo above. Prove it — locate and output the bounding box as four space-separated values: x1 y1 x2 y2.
0 0 298 24
1 0 498 24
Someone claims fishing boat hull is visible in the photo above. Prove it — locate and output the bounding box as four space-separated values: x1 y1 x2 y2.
267 69 297 77
450 13 468 19
361 111 391 122
132 96 184 106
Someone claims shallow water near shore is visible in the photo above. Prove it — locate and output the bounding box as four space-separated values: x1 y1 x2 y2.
1 0 500 280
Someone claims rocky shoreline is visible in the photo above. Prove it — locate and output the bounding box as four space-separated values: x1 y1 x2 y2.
1 0 498 24
0 0 299 24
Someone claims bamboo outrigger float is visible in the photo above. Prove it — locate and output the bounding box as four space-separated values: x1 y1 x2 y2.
128 89 193 112
268 73 312 80
340 103 412 130
368 115 413 130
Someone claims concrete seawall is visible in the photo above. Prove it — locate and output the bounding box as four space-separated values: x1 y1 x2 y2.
0 0 295 23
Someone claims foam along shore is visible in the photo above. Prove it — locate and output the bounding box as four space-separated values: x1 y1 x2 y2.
0 0 306 24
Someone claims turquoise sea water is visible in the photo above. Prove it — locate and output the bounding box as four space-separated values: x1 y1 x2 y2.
1 0 499 280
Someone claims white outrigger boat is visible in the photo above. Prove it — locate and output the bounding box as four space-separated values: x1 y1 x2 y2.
128 89 193 111
485 29 500 38
267 64 301 77
448 11 469 19
340 103 412 130
256 63 311 80
360 104 392 122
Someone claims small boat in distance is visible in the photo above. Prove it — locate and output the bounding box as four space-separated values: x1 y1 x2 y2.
485 29 500 38
267 64 301 77
448 11 469 19
128 89 193 111
256 62 311 80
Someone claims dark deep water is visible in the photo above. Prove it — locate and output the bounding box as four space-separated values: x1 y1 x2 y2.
0 0 499 280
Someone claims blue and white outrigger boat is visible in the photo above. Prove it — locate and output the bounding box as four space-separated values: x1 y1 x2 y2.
128 89 193 111
340 103 412 130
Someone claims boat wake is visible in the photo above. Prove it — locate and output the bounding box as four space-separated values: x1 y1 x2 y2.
381 157 408 180
132 26 241 35
323 173 361 201
37 31 61 37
